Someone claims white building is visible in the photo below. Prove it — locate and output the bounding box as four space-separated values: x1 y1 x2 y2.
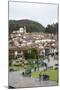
19 26 26 34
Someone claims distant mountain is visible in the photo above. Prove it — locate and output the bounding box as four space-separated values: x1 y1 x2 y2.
9 19 45 34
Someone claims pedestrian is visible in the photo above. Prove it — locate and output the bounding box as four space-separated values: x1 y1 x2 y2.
39 73 41 81
22 72 24 76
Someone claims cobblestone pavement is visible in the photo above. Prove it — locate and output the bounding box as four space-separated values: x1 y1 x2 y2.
8 71 57 88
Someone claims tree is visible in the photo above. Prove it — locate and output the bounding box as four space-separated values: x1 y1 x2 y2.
9 19 45 36
24 48 38 59
45 23 58 34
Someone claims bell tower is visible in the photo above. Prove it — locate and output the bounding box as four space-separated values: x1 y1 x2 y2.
24 26 26 33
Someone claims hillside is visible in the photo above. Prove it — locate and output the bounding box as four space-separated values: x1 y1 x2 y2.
9 19 45 34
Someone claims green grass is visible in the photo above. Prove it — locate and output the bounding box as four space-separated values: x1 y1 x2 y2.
32 68 58 82
32 71 40 78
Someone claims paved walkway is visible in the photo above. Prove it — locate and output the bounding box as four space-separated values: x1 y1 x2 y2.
8 71 57 88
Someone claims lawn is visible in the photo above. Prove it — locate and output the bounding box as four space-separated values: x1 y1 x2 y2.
32 68 58 82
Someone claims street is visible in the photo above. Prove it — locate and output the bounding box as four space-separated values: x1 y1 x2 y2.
8 71 57 88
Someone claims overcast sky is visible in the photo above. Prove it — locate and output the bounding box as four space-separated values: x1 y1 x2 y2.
9 2 58 27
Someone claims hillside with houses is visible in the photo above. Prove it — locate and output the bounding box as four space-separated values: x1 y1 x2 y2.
9 24 58 66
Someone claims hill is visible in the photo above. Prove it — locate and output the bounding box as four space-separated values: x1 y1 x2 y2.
9 19 45 34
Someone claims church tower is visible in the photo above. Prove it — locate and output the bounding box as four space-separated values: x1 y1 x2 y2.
24 26 26 33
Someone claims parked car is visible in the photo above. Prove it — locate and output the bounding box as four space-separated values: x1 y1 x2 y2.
43 74 49 80
39 74 49 81
9 68 15 72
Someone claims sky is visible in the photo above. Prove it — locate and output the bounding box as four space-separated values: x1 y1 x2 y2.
9 2 58 27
